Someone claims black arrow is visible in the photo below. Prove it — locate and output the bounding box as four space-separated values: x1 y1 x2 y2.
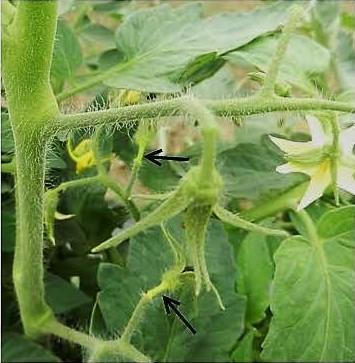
162 295 196 334
144 149 190 166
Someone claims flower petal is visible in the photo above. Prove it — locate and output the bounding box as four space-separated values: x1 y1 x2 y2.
55 212 75 220
339 126 355 155
297 162 331 210
276 162 317 177
269 135 315 155
305 115 327 146
337 166 355 195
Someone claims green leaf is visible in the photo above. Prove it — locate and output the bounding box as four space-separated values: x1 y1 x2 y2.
51 21 82 80
92 0 132 14
317 205 355 243
336 31 355 91
98 49 125 70
57 0 75 15
80 23 116 50
139 160 181 192
177 52 226 88
97 223 176 334
1 211 15 252
2 333 60 362
1 112 14 154
45 272 91 314
227 35 330 93
62 182 127 247
262 232 355 361
97 219 246 361
236 232 273 324
102 2 290 92
217 142 305 200
341 12 355 31
192 66 237 100
313 0 340 31
231 329 257 363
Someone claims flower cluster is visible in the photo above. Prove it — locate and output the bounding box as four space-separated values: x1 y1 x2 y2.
271 115 355 209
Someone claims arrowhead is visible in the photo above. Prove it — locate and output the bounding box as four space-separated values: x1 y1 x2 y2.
144 149 163 166
162 295 180 314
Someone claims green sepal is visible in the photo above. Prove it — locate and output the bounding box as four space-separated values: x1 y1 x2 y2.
43 190 59 246
91 182 192 252
184 204 224 309
214 205 289 237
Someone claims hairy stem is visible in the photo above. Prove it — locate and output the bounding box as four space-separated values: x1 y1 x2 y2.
49 96 355 134
240 182 309 221
259 5 303 97
293 209 320 245
213 205 289 237
98 173 141 221
56 61 132 102
182 99 218 182
120 277 175 343
92 185 191 252
43 319 97 349
2 0 59 338
3 1 59 126
43 319 151 363
13 134 54 337
328 114 340 205
91 127 141 220
1 160 16 174
125 142 146 199
51 176 101 193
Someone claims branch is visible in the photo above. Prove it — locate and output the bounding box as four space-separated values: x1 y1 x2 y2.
48 96 355 135
43 319 151 362
213 205 289 237
240 182 308 221
259 5 304 97
120 269 180 343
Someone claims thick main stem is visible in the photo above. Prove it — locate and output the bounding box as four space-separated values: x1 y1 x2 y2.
13 133 54 337
2 0 59 338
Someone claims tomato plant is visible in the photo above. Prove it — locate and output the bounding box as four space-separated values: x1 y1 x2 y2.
1 1 354 362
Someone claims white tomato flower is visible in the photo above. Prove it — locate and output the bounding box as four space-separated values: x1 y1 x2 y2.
270 115 355 210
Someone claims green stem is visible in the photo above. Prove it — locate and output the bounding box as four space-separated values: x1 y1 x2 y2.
294 209 320 245
98 173 140 221
88 340 152 363
57 61 132 102
49 96 355 134
120 280 168 343
2 1 59 338
132 192 172 201
1 160 16 174
13 134 54 337
259 5 303 97
44 319 152 363
92 185 190 252
120 268 181 345
43 319 97 349
52 176 100 193
3 1 59 126
329 114 340 205
161 222 184 265
200 128 218 182
125 143 146 198
182 98 218 181
91 127 141 221
240 182 308 221
213 205 289 237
